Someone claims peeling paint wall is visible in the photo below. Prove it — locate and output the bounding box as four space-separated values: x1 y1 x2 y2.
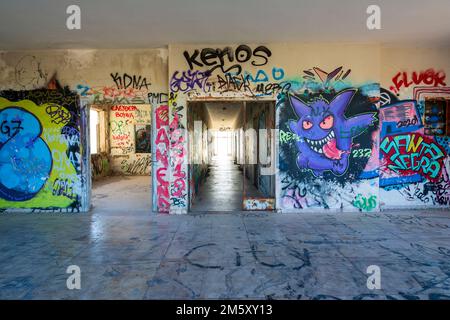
0 49 168 212
0 49 168 93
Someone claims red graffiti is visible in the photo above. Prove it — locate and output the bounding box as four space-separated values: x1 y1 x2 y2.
380 133 446 182
111 105 138 111
114 112 134 118
156 105 169 127
155 104 170 213
156 148 168 168
112 134 129 141
390 69 446 93
155 129 169 148
156 167 170 211
102 86 138 98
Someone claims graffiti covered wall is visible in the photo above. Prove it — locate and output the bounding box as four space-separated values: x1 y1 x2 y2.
109 104 152 175
91 152 110 180
168 43 381 213
0 89 88 212
379 47 450 209
280 86 379 212
0 49 168 212
1 46 449 213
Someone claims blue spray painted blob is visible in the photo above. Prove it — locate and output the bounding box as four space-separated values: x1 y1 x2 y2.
0 107 52 201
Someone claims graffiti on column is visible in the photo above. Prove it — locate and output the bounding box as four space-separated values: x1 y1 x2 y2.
169 92 187 208
171 45 288 98
0 107 52 201
0 88 83 212
154 101 170 212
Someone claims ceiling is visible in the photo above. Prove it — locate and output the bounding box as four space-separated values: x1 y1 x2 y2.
0 0 450 50
205 102 242 129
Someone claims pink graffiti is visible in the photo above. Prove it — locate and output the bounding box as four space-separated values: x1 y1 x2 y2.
155 104 170 213
170 111 187 201
156 167 170 211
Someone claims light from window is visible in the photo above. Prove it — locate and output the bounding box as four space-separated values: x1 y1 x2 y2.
90 109 99 154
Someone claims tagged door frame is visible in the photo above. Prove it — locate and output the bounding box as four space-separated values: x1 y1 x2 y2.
186 97 277 212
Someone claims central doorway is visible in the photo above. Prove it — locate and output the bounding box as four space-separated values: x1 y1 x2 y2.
187 100 276 212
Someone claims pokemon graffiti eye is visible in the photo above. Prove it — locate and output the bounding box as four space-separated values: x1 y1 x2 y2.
320 115 334 129
302 120 313 130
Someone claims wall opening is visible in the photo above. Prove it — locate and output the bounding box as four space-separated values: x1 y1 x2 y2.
90 104 152 214
187 100 276 212
243 101 276 211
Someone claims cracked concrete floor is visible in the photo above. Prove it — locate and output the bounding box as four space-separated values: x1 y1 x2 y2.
1 208 450 299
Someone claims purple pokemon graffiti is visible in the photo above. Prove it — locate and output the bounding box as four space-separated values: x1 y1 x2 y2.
288 89 376 177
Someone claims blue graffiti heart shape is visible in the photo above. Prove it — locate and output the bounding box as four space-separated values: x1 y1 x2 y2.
0 107 52 201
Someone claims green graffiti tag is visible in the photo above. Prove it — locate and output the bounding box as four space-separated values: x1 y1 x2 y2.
280 129 301 144
353 194 377 211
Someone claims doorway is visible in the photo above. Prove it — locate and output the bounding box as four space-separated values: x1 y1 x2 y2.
187 100 276 212
89 104 152 214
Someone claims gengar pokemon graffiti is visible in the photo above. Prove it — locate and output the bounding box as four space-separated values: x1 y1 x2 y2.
288 89 376 177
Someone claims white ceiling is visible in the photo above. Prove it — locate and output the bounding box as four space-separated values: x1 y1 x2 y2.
0 0 449 50
205 102 242 129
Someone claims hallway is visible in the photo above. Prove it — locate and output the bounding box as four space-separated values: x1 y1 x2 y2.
190 156 243 212
190 156 268 212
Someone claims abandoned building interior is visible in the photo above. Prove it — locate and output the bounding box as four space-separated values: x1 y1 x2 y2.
0 43 450 215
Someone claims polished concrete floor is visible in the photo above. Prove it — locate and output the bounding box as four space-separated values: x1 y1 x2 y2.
1 201 450 299
190 156 265 212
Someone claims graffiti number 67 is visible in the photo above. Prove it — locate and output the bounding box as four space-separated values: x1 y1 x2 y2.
1 120 24 138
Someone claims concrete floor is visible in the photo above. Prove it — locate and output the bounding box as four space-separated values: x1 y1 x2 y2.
91 175 152 214
0 202 450 299
190 156 265 212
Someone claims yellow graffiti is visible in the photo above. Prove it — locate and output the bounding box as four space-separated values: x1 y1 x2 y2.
0 97 77 209
406 135 423 153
